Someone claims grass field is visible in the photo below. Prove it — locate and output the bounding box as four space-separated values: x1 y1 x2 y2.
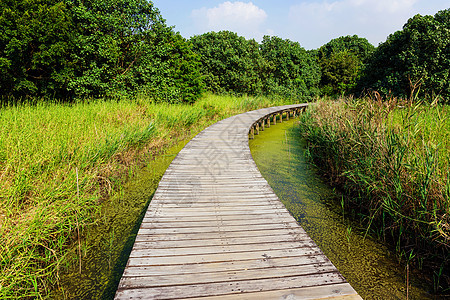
0 94 290 298
298 97 450 292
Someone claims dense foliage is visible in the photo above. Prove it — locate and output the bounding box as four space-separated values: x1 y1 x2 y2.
0 0 72 97
0 0 204 102
318 35 375 62
190 31 265 96
360 9 450 102
1 2 448 103
191 32 320 101
317 35 375 96
260 36 320 99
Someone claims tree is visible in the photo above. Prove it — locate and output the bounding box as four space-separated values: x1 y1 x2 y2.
320 50 361 96
318 35 375 63
317 35 374 96
260 36 320 100
359 9 450 102
0 0 73 97
190 31 266 95
0 0 204 103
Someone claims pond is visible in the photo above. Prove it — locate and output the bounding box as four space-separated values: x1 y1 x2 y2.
249 118 434 300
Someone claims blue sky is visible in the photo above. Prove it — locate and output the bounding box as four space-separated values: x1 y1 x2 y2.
151 0 449 49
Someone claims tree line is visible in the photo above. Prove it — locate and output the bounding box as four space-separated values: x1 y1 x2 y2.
1 1 449 103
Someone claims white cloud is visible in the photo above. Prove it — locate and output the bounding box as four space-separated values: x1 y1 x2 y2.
191 1 268 41
288 0 420 48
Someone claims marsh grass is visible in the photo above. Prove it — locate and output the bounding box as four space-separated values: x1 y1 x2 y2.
298 97 450 292
0 94 288 298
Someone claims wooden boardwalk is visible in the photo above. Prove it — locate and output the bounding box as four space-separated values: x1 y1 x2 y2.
115 104 361 299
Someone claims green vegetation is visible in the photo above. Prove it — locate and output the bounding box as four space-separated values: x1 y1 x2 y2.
2 1 448 103
0 94 290 298
250 119 433 299
1 0 449 297
260 36 320 99
359 9 450 102
317 35 375 96
0 0 203 102
191 31 266 96
190 32 320 101
298 98 450 291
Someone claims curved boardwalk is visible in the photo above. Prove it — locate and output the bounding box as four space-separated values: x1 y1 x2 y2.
115 104 361 299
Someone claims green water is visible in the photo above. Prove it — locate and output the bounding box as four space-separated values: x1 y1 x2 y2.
249 118 434 300
57 116 436 299
55 139 188 299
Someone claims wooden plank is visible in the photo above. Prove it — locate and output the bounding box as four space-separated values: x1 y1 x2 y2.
136 222 303 235
147 201 288 208
139 217 301 228
131 234 309 249
187 283 361 300
126 248 323 266
122 256 329 277
134 228 307 242
143 210 292 219
119 263 338 288
144 206 292 214
130 240 318 257
115 104 360 300
141 212 295 223
151 191 278 197
115 273 347 299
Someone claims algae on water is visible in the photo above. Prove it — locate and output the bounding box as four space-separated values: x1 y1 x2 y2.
249 118 433 300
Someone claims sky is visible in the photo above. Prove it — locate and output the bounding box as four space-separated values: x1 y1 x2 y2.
151 0 449 49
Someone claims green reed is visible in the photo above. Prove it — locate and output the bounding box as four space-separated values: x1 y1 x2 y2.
0 94 288 299
298 97 450 293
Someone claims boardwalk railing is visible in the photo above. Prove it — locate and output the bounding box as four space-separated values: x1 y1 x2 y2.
115 104 361 299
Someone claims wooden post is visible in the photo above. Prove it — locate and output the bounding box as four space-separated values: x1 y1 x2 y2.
279 112 282 123
261 119 265 131
273 114 276 125
266 117 270 128
286 110 290 121
255 123 259 135
250 127 254 139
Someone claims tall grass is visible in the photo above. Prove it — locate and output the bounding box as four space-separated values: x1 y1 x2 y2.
0 94 289 298
298 97 450 292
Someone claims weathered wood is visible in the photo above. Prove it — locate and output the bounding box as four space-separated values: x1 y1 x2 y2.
115 104 361 299
115 273 347 299
131 234 310 249
119 263 338 288
122 256 329 277
134 228 307 242
187 284 361 300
